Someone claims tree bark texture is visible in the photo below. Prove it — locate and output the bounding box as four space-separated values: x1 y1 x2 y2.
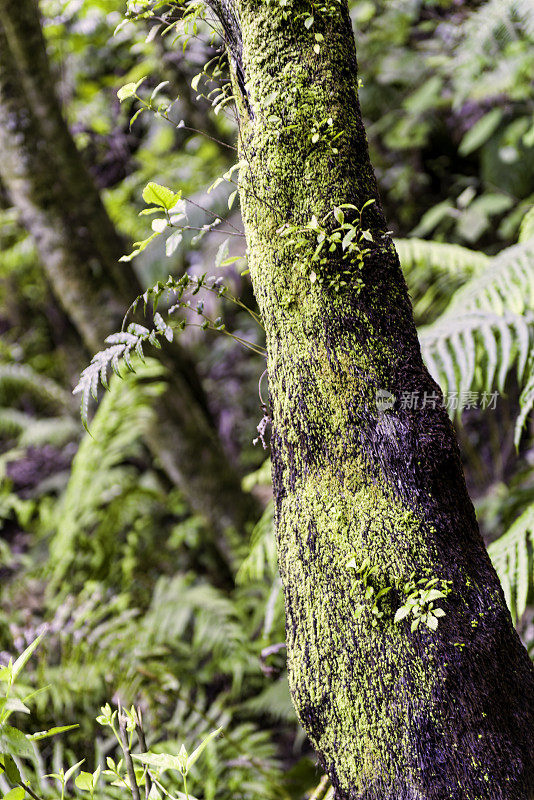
222 0 534 796
0 0 260 550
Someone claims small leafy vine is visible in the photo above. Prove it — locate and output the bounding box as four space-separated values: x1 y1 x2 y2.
347 558 452 633
278 199 376 294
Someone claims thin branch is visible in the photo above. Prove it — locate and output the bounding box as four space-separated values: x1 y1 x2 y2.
18 781 44 800
134 708 152 800
183 196 242 233
118 706 141 800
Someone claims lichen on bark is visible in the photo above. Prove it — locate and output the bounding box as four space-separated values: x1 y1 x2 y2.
223 0 534 795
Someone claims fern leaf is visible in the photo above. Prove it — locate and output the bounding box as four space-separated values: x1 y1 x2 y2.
419 311 530 403
447 240 534 317
515 357 534 446
50 360 167 590
0 364 72 411
236 502 277 585
519 206 534 243
488 503 534 623
395 238 489 278
419 238 534 409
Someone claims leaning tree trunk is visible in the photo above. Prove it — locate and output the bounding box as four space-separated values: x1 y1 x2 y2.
212 0 534 796
0 0 260 557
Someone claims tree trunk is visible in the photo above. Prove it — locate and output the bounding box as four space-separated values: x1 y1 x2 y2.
0 0 260 555
219 0 534 796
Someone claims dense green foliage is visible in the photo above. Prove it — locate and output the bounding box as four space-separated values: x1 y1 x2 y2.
1 0 533 798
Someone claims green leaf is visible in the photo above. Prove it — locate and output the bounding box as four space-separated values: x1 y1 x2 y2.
186 727 222 771
215 239 229 268
64 759 85 783
2 787 25 800
426 615 439 631
3 699 29 716
165 231 183 257
151 81 170 101
129 108 146 129
191 73 203 92
0 724 34 757
117 77 147 102
3 754 21 783
459 109 503 156
75 772 94 792
394 605 411 624
12 634 43 684
220 256 243 267
304 15 314 28
151 218 168 233
28 724 78 741
133 752 184 776
142 182 181 211
333 207 344 225
120 233 159 262
341 227 357 250
228 190 239 210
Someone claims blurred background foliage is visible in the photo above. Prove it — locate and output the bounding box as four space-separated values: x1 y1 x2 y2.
0 0 533 798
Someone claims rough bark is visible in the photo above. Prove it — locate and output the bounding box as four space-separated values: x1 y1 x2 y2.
221 0 534 796
0 0 260 552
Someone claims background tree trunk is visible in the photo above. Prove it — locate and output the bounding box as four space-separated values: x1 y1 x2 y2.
223 0 534 796
0 0 260 558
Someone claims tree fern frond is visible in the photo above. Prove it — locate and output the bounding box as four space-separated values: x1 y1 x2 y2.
395 238 489 279
519 206 534 243
18 417 79 448
395 238 490 324
419 311 531 399
49 360 167 590
447 240 534 317
143 575 253 686
515 356 534 446
0 409 78 448
244 677 296 723
0 364 72 411
456 0 534 60
236 502 276 585
418 237 534 408
488 503 534 623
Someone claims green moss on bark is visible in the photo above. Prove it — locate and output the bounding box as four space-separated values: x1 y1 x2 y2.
229 0 534 796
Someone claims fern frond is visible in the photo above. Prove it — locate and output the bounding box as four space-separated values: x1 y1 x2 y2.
49 360 167 590
143 575 253 687
0 409 78 448
515 355 534 446
395 238 489 279
519 206 534 243
0 364 72 411
419 238 534 408
236 502 276 585
447 240 534 317
488 503 534 622
243 677 295 723
419 310 531 398
73 325 163 429
456 0 534 59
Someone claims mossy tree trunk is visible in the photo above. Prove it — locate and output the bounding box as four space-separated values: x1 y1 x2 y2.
0 0 260 557
212 0 534 795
